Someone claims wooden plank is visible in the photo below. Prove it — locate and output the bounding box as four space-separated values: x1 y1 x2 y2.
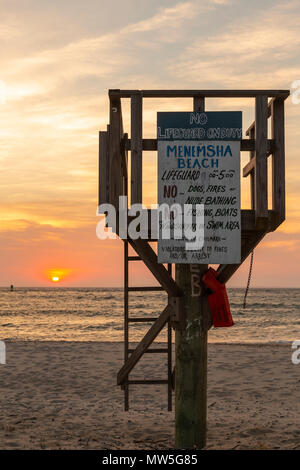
123 241 129 411
246 98 273 136
131 92 143 204
246 121 255 138
98 131 108 205
125 138 274 152
255 95 268 224
121 133 128 177
121 134 128 203
271 98 285 227
242 149 273 177
128 348 168 353
128 380 169 385
167 311 172 411
243 156 256 177
249 126 255 209
117 304 173 385
128 238 182 297
242 139 273 153
131 138 155 151
128 286 164 292
175 265 208 449
123 209 276 240
243 137 275 177
128 317 159 322
175 96 208 450
193 96 205 112
239 209 276 231
109 97 122 207
110 89 290 99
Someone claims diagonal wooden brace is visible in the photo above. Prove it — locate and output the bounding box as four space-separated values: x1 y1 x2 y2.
117 304 173 385
128 238 182 297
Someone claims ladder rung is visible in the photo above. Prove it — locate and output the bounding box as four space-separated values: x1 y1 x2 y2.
128 348 168 354
128 317 158 322
127 380 169 385
128 256 141 261
128 286 165 292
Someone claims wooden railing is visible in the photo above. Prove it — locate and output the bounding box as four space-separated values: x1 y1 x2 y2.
99 89 289 232
243 96 286 229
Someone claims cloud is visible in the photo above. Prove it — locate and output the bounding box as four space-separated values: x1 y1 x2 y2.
124 1 198 33
1 0 300 286
168 1 300 88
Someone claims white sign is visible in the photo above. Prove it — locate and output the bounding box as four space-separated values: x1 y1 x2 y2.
157 112 242 264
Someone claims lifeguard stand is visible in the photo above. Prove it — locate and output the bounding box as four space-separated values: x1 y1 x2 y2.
98 89 289 417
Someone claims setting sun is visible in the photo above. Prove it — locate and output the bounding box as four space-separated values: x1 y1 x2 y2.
45 268 73 283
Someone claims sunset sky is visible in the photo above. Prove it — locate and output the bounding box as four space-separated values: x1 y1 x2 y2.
0 0 300 287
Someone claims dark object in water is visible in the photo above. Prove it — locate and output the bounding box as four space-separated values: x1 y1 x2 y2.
10 284 14 291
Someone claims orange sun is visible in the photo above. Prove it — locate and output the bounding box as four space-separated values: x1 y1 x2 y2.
46 268 73 283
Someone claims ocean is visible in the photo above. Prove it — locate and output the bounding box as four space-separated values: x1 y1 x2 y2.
0 287 299 344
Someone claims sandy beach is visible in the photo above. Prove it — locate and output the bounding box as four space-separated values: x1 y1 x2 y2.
0 341 299 450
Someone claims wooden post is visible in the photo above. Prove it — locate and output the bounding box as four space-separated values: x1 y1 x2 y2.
249 126 255 210
255 95 268 226
175 96 209 449
131 91 143 205
109 96 122 208
98 130 108 205
271 98 285 226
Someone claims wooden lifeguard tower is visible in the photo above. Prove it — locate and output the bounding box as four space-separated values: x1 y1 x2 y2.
98 89 289 449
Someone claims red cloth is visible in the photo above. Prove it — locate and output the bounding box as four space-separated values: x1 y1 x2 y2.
202 268 234 328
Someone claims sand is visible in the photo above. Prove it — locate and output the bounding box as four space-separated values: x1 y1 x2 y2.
0 341 299 450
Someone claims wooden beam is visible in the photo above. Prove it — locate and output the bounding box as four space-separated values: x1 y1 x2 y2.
271 98 285 227
175 96 209 450
239 210 276 231
255 95 268 225
110 89 290 99
109 97 122 208
128 138 155 151
193 96 205 112
242 139 273 153
125 138 274 152
175 264 209 449
117 304 173 385
127 348 168 353
128 318 159 323
131 92 143 205
128 286 164 292
243 156 256 177
246 98 273 136
241 149 277 178
112 209 276 241
249 126 255 209
127 380 168 385
98 131 109 205
120 133 128 177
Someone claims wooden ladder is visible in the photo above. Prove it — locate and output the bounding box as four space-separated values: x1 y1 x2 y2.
122 241 174 411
